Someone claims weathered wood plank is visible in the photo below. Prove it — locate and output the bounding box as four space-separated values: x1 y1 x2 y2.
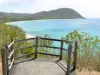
39 37 62 41
38 45 68 51
15 53 35 59
39 37 73 43
66 44 72 75
1 48 6 75
5 44 9 75
38 52 60 57
39 45 61 49
8 41 14 49
14 37 72 43
35 36 38 58
8 49 15 59
59 40 63 60
9 58 15 70
15 38 36 42
15 46 34 51
10 38 14 62
73 41 78 71
13 58 36 65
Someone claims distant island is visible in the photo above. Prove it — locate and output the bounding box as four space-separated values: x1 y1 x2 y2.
0 8 84 23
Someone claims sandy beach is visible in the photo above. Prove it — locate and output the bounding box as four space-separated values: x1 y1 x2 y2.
26 34 35 39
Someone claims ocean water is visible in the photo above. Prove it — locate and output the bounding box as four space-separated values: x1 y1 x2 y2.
8 19 100 54
8 19 100 51
9 19 100 39
9 19 100 48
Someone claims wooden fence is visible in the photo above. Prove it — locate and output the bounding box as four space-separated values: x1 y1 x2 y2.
1 36 78 75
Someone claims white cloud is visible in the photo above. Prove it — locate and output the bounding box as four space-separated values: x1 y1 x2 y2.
13 9 25 13
28 0 100 18
0 0 21 5
0 0 3 5
0 0 100 18
66 0 100 18
31 0 68 12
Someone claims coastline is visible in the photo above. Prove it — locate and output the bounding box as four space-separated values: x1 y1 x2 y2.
26 34 35 39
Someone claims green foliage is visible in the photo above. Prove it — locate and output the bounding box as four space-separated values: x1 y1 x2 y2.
64 30 100 71
37 35 53 57
14 41 35 58
14 34 53 59
0 23 26 48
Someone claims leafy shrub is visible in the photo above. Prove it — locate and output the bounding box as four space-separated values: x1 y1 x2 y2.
64 30 100 71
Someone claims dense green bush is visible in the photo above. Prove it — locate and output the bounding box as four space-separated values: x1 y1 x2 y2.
64 30 100 71
0 23 27 61
0 23 26 48
14 34 53 59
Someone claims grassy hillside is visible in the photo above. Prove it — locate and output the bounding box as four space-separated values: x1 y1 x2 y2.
0 23 26 48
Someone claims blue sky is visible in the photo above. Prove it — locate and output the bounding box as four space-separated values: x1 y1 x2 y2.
0 0 100 18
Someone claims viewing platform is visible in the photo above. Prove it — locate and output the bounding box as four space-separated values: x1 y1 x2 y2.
1 36 78 75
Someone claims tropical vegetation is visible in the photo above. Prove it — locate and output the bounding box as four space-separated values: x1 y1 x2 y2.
64 30 100 71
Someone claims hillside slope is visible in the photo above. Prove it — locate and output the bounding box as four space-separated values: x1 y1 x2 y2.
0 8 84 22
31 8 84 19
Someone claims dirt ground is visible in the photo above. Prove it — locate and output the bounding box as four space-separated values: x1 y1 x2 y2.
0 61 100 75
76 69 100 75
0 60 2 75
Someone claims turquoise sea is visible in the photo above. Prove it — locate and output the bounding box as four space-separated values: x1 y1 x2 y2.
9 19 100 39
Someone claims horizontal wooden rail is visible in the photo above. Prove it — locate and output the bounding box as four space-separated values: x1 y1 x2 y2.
8 41 14 48
15 38 36 42
14 58 36 65
38 52 60 57
14 37 73 44
62 48 68 51
14 45 68 52
38 45 68 51
8 49 15 59
9 58 15 70
15 53 35 59
39 37 62 41
39 37 73 43
15 46 35 50
39 45 61 49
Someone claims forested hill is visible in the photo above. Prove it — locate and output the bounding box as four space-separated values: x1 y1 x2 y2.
31 8 84 19
0 8 84 22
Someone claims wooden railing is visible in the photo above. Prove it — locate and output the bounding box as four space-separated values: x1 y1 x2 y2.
1 36 78 75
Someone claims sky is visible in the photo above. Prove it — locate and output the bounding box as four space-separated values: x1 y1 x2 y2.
0 0 100 18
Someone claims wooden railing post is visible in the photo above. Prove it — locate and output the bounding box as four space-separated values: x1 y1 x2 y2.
35 36 38 58
11 38 14 61
5 44 9 75
73 41 78 70
59 40 63 60
1 48 6 75
1 44 9 75
66 44 72 75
